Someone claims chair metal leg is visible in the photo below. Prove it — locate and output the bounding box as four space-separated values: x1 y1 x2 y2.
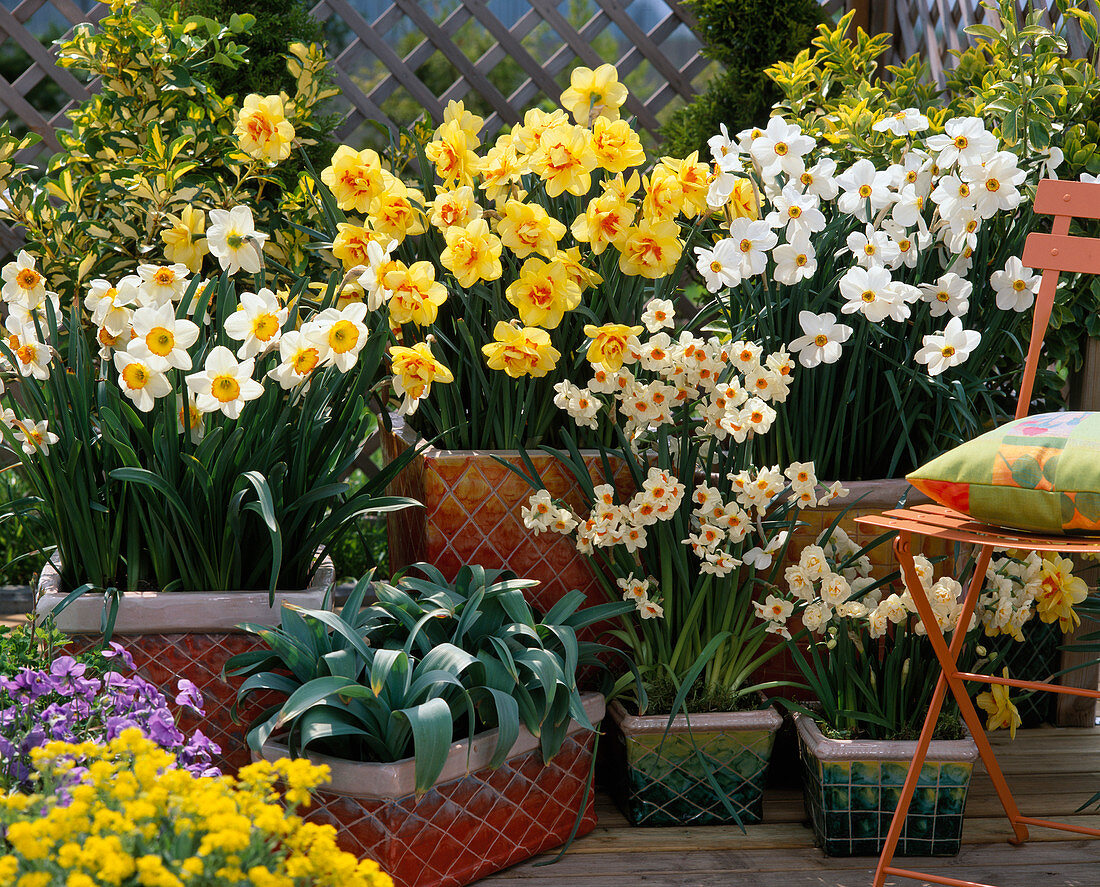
872 665 951 887
875 534 1039 887
893 538 1029 847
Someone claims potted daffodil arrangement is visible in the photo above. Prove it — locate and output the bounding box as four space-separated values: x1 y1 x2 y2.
300 63 711 612
767 530 1088 856
0 101 416 771
518 306 844 827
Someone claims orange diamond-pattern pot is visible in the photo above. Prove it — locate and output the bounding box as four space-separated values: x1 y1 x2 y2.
37 557 334 774
260 694 605 887
383 418 633 614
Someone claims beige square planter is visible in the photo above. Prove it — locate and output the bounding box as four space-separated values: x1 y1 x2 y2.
794 712 979 857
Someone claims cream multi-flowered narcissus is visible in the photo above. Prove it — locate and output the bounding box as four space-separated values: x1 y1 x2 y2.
523 303 837 623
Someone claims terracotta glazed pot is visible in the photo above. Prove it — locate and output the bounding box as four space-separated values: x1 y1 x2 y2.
794 713 978 857
36 557 334 773
381 416 632 614
607 700 783 826
256 692 604 887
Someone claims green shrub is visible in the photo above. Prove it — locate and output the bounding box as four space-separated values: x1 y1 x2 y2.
150 0 341 175
662 0 825 159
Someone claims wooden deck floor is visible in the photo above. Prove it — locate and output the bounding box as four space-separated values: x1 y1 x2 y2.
482 726 1100 887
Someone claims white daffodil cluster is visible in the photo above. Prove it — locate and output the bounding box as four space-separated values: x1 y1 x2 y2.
774 531 1083 647
700 114 1059 377
0 208 374 451
980 551 1044 641
522 298 841 620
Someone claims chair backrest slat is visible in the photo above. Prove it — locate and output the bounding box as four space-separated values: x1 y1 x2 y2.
1016 179 1100 420
1022 232 1100 275
1032 179 1100 220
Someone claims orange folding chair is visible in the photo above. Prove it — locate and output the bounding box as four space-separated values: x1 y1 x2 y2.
857 178 1100 887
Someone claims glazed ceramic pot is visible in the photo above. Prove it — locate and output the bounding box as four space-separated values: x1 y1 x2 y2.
607 700 783 826
381 416 632 614
36 556 334 773
794 712 979 857
256 692 604 887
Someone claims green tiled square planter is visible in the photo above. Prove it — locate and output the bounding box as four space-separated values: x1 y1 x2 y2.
607 701 782 827
794 713 978 857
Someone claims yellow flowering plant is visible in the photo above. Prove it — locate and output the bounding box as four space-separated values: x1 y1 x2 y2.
304 64 710 449
0 728 393 886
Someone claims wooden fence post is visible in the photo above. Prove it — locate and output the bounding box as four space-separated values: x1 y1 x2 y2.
1060 336 1100 726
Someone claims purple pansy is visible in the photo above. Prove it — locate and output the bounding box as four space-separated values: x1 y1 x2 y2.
0 653 220 791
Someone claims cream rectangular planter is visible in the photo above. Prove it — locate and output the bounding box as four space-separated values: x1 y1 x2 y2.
608 700 783 826
35 555 334 773
256 692 605 887
794 712 979 857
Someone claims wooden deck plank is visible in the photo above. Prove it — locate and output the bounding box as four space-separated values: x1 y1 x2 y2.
478 725 1100 886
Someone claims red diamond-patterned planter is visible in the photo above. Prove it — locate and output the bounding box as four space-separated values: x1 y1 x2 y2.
36 558 334 774
382 418 632 614
258 693 604 887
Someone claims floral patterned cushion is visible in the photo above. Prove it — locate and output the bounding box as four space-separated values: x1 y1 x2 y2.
908 411 1100 535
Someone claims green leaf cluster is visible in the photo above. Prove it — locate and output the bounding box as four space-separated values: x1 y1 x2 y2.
661 0 825 160
228 564 630 793
0 0 340 303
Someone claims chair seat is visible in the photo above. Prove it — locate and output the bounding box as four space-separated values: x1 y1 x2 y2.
854 503 1100 553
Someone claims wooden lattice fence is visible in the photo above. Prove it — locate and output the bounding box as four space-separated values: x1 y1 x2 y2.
313 0 710 148
1 0 1097 164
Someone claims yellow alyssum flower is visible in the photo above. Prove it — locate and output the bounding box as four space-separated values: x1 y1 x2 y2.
560 63 628 125
425 119 482 188
976 668 1023 739
496 199 567 259
321 146 386 213
390 342 454 411
1036 555 1088 632
1 731 391 887
368 173 426 243
529 123 598 198
331 222 388 270
617 216 683 279
505 257 581 329
583 322 644 371
430 186 482 231
570 174 638 255
482 321 560 377
590 117 645 174
160 206 208 273
440 219 502 287
235 94 296 163
384 261 448 327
